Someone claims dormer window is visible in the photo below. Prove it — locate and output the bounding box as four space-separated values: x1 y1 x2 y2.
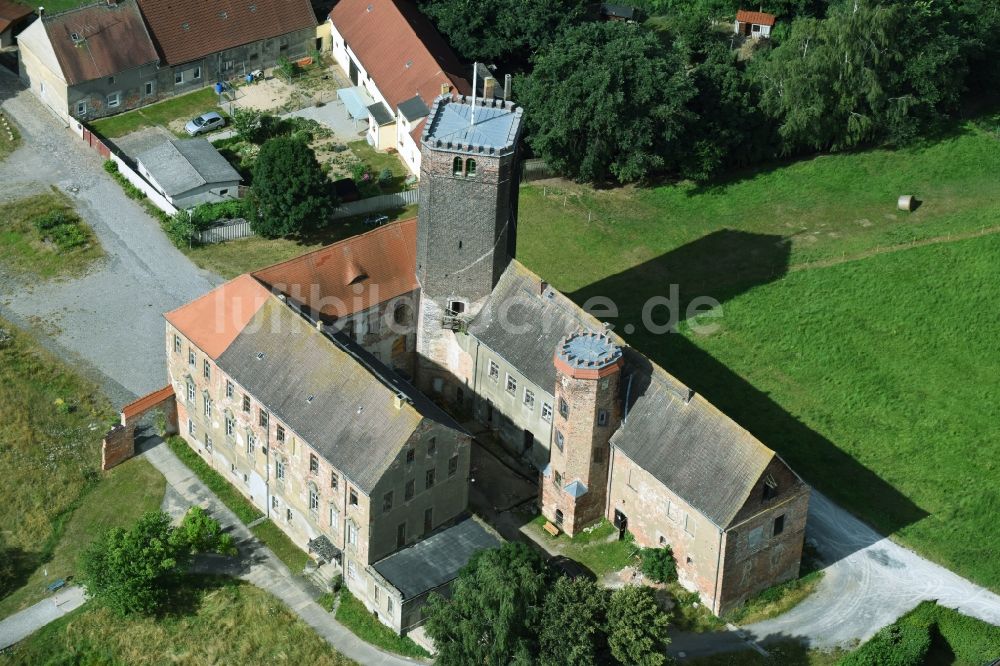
762 474 778 501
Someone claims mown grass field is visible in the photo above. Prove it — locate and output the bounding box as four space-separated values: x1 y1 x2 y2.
90 88 223 139
517 119 1000 591
185 205 417 278
4 578 356 665
0 318 115 600
0 191 103 280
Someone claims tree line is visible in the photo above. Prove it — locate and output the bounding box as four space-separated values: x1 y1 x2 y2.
418 0 1000 183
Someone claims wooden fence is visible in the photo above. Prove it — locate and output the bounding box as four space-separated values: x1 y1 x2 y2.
521 158 554 182
196 219 253 244
332 189 419 219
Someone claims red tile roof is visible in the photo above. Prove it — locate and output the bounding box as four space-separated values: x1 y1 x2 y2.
736 9 776 26
43 0 158 86
165 274 272 359
252 218 418 319
0 0 33 34
329 0 470 111
137 0 317 66
121 385 174 420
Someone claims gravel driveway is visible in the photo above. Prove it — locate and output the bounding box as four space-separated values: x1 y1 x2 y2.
0 68 219 406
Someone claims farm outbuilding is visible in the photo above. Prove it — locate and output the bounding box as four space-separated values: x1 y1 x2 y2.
735 9 776 39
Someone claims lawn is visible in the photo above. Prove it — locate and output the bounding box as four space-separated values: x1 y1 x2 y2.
184 204 417 278
4 578 355 665
90 88 224 139
335 589 430 659
516 119 1000 591
527 517 640 577
518 120 1000 295
10 0 89 12
0 457 165 618
165 436 263 524
0 111 20 161
0 317 117 609
251 519 310 574
347 140 411 194
0 190 104 280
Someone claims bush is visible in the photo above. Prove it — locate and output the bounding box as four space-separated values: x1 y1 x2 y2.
839 622 931 666
31 209 90 251
377 167 393 188
103 159 145 200
641 546 678 584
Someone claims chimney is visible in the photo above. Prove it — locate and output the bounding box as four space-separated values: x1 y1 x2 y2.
440 83 452 96
503 74 512 101
316 319 324 332
483 76 496 99
540 280 548 295
38 6 44 16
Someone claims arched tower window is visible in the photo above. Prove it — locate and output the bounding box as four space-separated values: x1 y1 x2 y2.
465 158 477 177
452 156 463 175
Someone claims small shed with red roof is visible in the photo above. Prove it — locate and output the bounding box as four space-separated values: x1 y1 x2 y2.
735 9 776 39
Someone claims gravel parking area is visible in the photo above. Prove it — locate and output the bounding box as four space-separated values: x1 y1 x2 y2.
0 68 219 405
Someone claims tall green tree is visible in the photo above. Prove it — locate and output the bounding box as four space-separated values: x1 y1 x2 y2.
419 0 586 67
539 576 609 666
607 585 671 666
79 511 188 617
518 22 695 183
752 0 967 153
250 136 335 238
79 509 231 617
424 542 547 666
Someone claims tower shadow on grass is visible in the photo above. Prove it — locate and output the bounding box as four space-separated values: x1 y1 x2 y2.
567 228 927 566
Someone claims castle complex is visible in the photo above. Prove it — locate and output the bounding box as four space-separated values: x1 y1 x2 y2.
164 94 810 635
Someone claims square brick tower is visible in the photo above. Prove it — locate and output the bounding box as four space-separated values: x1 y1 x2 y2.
541 332 624 536
415 95 524 397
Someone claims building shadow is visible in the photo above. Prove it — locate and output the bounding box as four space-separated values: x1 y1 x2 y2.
567 229 927 566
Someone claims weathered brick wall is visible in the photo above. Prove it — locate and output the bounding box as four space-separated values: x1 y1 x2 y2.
606 449 724 605
717 460 810 613
542 366 621 535
101 424 135 471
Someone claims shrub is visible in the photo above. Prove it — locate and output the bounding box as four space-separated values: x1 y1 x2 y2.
175 506 237 556
377 167 393 187
641 546 678 584
839 622 931 666
32 210 72 231
163 211 197 248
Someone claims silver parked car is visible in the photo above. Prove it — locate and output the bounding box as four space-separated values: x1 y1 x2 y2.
184 111 225 136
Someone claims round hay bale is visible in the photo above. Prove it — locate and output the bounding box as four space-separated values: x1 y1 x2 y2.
898 195 915 212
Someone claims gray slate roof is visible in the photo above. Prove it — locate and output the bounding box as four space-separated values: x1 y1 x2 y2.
397 95 429 122
136 138 241 196
217 295 459 493
367 102 394 126
468 261 608 391
611 351 775 528
373 517 502 599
